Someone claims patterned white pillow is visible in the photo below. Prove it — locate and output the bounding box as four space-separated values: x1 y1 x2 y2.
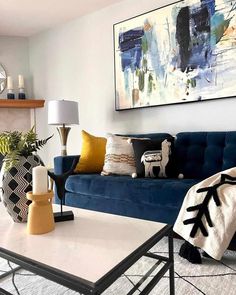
101 134 136 177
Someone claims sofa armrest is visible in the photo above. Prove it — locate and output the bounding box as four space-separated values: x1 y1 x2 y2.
54 155 80 175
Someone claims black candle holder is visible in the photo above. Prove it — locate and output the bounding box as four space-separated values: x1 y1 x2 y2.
7 90 15 99
18 93 26 99
18 88 26 99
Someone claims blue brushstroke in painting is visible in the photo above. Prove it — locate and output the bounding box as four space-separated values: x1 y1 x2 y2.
118 23 164 98
119 29 144 72
210 12 224 47
202 0 215 16
174 0 217 92
187 1 212 70
123 68 130 97
144 23 165 80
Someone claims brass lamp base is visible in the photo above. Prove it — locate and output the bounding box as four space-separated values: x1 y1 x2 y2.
57 125 71 156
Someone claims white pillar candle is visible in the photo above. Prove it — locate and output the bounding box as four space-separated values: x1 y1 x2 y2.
7 76 13 90
18 75 24 88
32 166 48 195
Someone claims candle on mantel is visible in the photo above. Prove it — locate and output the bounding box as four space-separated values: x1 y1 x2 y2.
18 75 24 89
32 166 48 195
7 76 13 90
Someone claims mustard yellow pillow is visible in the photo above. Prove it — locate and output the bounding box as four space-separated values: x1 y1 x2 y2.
75 130 107 173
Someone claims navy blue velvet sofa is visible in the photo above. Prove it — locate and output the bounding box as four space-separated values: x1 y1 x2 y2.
54 131 236 225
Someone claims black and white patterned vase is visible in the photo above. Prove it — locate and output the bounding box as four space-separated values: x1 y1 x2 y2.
0 155 42 222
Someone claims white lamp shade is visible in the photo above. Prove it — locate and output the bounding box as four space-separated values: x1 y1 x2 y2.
48 100 79 125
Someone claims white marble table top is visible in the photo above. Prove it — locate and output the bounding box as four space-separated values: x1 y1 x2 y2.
0 203 166 283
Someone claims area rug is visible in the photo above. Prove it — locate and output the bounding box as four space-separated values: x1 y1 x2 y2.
0 237 236 295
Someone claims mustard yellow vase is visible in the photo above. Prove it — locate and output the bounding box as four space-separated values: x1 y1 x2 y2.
26 191 55 235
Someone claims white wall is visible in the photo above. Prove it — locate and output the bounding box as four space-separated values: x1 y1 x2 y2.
0 36 32 98
0 36 32 132
29 0 236 166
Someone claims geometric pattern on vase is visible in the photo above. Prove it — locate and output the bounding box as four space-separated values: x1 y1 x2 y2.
0 155 42 222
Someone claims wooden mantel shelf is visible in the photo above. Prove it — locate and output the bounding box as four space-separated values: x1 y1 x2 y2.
0 99 45 109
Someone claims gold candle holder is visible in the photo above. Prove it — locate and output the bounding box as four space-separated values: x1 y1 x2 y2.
26 190 55 235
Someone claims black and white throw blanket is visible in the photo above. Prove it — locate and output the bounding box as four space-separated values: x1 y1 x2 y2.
174 167 236 260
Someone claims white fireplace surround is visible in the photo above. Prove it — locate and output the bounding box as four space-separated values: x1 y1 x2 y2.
0 108 31 132
0 100 44 134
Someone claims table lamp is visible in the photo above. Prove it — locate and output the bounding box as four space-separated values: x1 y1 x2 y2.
48 100 79 156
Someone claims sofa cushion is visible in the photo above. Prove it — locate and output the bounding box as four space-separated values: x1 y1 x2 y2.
175 132 236 179
64 192 183 224
74 130 106 173
101 134 136 177
65 174 197 208
132 137 174 178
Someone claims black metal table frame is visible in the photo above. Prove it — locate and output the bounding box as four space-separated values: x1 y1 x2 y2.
0 225 174 295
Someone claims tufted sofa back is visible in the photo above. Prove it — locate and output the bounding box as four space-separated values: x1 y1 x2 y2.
174 132 236 179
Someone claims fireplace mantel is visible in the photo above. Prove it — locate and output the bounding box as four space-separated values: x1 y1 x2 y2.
0 99 44 108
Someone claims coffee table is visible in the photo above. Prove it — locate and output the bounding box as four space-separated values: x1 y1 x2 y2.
0 204 174 294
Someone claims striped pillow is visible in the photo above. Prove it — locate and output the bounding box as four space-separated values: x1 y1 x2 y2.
101 134 136 177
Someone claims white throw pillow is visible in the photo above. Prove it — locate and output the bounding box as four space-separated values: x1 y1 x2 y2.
101 134 136 177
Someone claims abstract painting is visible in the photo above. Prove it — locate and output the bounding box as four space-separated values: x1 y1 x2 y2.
113 0 236 110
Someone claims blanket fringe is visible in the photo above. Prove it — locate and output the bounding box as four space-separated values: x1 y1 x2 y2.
179 241 202 264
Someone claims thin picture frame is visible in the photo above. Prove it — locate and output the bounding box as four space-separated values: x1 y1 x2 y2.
113 0 236 111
